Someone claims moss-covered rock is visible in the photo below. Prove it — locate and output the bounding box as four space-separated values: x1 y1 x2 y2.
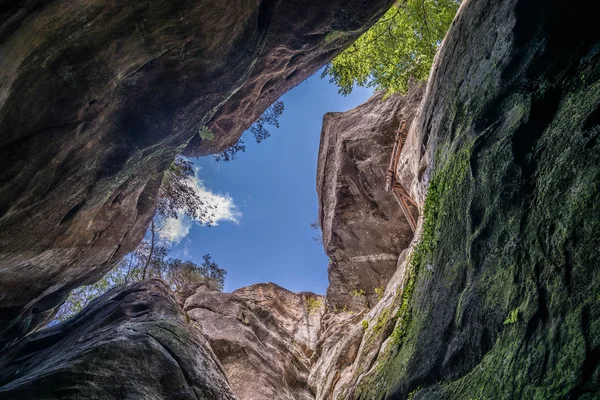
352 0 600 398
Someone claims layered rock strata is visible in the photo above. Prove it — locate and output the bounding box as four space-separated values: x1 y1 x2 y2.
314 0 600 398
178 282 325 400
316 87 423 312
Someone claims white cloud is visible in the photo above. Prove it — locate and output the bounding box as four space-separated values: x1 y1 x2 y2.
159 174 241 244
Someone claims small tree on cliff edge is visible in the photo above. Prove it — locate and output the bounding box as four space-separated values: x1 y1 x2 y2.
54 157 226 322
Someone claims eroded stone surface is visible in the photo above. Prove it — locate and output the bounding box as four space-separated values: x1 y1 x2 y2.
336 0 600 398
316 87 423 311
0 280 237 399
0 0 394 346
179 282 324 400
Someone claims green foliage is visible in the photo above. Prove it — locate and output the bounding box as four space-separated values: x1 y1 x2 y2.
158 156 216 223
351 288 366 297
323 0 458 95
249 100 284 143
165 255 226 291
375 287 385 301
306 296 323 315
55 252 226 322
199 126 214 141
373 306 391 334
362 320 369 330
215 100 284 161
503 308 519 325
342 306 355 315
407 386 421 400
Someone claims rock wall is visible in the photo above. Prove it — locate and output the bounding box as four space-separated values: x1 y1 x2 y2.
320 0 600 398
178 282 324 400
316 88 423 312
0 0 394 346
0 280 237 399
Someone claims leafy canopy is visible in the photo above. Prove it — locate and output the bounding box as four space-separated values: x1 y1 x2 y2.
322 0 459 95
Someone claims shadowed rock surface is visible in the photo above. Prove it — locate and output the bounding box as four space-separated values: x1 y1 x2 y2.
178 282 324 400
0 280 236 399
346 0 600 398
316 87 423 312
0 0 394 346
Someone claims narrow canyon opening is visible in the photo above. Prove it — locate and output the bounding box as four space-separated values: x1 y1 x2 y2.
1 0 599 399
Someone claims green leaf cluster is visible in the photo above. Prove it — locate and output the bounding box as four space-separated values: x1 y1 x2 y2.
305 296 323 315
323 0 459 95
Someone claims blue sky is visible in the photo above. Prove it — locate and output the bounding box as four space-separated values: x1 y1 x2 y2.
166 70 373 294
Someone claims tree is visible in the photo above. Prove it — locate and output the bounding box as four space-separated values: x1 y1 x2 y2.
157 157 215 222
54 158 225 322
215 100 284 162
164 255 226 291
322 0 459 95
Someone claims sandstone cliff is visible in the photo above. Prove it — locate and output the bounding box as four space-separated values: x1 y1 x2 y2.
316 87 423 312
1 0 599 398
0 0 394 347
178 282 324 400
313 0 600 398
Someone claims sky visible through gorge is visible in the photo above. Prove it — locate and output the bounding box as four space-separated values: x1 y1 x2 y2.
164 70 374 294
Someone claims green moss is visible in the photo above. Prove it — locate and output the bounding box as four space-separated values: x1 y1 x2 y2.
373 306 391 334
199 126 214 141
324 30 347 43
362 320 369 330
503 308 519 325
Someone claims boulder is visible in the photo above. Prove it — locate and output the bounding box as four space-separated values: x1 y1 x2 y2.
0 280 236 399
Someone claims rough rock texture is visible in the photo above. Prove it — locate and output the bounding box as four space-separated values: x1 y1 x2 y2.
0 0 394 346
346 0 600 398
178 282 324 400
0 280 237 399
316 88 423 312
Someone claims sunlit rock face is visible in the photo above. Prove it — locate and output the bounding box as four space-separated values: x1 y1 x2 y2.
0 0 394 346
313 0 600 398
178 282 324 400
0 280 237 399
316 87 424 312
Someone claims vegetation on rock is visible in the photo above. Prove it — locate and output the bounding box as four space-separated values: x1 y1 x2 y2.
323 0 458 95
306 296 324 316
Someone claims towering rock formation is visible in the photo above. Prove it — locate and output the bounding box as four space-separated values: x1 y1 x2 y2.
314 0 600 398
0 0 394 346
317 87 423 312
